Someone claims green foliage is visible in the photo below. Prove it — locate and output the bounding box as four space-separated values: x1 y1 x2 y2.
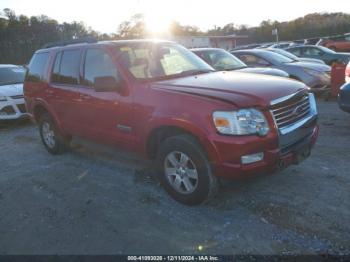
1 9 350 65
0 9 101 64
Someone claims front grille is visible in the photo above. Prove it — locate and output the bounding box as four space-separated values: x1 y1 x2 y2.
271 93 310 129
17 104 27 113
10 95 24 99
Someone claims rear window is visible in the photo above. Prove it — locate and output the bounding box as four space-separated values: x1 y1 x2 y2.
51 49 81 85
26 52 49 82
0 67 26 86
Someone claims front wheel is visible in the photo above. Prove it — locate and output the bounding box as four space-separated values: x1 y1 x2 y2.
156 134 218 206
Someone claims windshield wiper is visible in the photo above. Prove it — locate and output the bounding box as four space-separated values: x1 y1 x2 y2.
141 69 215 82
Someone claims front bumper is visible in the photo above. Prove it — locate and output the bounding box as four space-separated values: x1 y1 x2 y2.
0 97 29 120
209 92 319 179
211 125 319 179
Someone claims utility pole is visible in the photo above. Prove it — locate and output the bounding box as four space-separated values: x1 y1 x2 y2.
272 28 279 43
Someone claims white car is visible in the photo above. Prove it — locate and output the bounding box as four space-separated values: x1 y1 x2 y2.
0 65 27 120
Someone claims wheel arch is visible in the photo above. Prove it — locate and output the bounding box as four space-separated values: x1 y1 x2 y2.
145 122 218 163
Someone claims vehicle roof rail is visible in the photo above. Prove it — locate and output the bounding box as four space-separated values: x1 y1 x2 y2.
42 37 98 49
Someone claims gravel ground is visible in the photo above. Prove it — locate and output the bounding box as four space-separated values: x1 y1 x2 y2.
0 100 349 255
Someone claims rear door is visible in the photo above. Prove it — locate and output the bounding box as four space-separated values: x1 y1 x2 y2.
48 49 84 136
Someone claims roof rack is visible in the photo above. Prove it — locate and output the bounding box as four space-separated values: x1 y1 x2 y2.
42 37 98 49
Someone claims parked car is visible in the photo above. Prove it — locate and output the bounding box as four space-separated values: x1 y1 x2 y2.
346 61 350 83
0 65 27 120
267 48 325 64
305 38 321 45
232 49 331 93
24 39 319 205
317 35 350 52
191 48 289 77
268 42 293 49
286 45 350 65
231 43 261 51
338 82 350 113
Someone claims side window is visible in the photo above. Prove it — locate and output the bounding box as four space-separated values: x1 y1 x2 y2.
83 49 119 87
288 48 301 56
52 49 81 85
238 54 259 65
304 48 323 56
26 52 49 82
51 51 62 83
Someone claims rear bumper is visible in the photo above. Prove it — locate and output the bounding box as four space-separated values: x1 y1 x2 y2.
212 125 319 179
0 98 28 120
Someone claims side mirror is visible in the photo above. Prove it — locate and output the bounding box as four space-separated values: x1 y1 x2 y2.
94 76 122 92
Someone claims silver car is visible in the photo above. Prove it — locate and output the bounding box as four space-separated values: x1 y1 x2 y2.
191 48 289 77
267 48 325 65
232 49 331 93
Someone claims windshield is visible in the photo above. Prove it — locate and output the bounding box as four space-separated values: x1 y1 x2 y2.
0 67 26 86
195 49 247 71
269 49 298 61
117 42 214 81
262 51 294 64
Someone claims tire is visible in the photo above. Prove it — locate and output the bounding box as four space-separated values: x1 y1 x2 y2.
39 112 70 155
155 134 218 206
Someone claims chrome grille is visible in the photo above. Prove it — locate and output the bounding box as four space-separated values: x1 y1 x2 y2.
271 93 310 129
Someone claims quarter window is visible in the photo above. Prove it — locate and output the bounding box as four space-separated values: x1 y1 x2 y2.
83 49 119 87
26 52 49 82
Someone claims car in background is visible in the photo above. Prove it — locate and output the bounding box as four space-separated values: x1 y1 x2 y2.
267 48 325 64
232 49 331 93
305 38 321 45
0 65 27 120
338 82 350 113
268 42 294 49
346 61 350 83
286 45 350 65
317 35 350 52
191 48 289 77
231 43 262 51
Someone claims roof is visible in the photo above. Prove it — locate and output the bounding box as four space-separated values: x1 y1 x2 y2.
190 47 223 52
37 39 175 53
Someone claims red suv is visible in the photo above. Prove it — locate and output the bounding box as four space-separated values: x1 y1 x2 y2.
318 35 350 52
24 40 319 205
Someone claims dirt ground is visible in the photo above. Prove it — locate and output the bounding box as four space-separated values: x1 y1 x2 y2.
0 100 349 255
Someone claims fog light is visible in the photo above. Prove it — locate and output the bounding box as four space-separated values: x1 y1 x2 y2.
241 152 264 164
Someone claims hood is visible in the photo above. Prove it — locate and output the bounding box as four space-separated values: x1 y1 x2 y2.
0 83 23 97
237 67 289 77
298 58 325 64
288 61 331 72
151 71 306 108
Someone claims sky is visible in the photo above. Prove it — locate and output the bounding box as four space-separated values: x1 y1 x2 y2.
1 0 349 34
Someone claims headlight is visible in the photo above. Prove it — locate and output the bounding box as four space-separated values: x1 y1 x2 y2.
0 96 7 102
303 68 323 78
213 109 270 136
